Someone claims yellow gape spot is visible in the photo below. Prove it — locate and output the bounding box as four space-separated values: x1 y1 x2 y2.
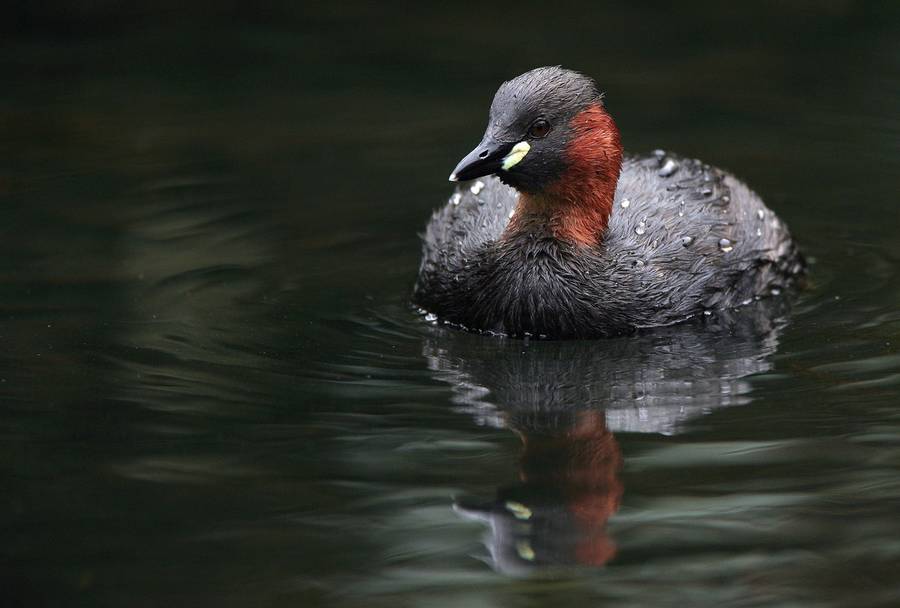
504 500 533 520
516 540 536 561
502 141 530 171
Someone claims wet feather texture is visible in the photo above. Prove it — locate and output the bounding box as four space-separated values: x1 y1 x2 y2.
413 68 804 338
414 152 804 338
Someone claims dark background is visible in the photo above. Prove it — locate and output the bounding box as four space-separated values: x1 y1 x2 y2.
2 2 899 607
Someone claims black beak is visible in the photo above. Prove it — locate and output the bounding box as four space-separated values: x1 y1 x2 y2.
449 136 514 182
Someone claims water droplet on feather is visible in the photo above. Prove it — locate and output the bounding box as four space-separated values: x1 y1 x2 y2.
658 158 679 177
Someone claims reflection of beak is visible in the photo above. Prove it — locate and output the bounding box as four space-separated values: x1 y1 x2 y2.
451 501 494 523
449 136 525 182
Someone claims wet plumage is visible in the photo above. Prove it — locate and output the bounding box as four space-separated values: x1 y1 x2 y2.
413 68 804 338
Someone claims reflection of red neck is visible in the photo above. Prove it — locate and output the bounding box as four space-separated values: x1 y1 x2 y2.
519 410 623 566
507 104 623 247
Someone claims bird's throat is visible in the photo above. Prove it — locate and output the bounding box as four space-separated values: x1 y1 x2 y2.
505 104 622 248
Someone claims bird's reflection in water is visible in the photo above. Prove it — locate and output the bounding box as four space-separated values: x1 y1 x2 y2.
423 306 788 574
454 409 622 574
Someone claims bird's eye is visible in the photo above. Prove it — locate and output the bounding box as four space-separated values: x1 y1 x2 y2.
528 118 551 139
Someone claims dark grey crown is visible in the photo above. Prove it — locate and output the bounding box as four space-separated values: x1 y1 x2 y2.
490 66 602 126
484 67 603 192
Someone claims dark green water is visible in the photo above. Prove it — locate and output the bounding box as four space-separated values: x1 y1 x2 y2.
2 3 900 606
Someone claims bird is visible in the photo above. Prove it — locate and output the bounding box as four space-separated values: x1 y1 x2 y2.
413 66 804 339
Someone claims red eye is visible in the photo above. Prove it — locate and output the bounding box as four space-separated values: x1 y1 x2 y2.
528 119 551 139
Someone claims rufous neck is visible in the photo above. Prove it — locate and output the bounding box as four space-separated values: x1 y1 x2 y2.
506 103 622 247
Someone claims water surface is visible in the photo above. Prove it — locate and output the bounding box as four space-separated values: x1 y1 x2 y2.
2 4 900 606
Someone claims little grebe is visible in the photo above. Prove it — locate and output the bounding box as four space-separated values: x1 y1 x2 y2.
413 67 804 338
